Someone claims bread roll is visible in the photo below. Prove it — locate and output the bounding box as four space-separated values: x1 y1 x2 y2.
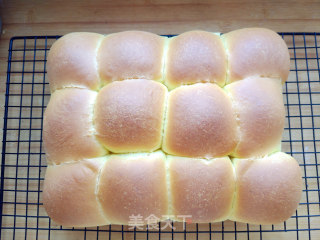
224 77 285 158
43 28 302 227
231 152 303 224
43 88 106 164
94 79 167 153
47 32 103 91
165 31 227 89
97 151 168 225
98 31 165 84
43 158 108 227
223 28 290 83
163 83 237 158
168 156 235 222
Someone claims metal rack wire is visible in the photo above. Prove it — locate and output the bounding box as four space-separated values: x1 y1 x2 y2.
0 33 320 240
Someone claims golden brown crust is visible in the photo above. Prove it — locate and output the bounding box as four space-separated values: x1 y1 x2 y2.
43 158 108 227
232 152 303 224
225 77 285 158
169 156 235 222
98 31 165 84
97 152 168 224
94 79 167 153
165 31 227 89
47 32 104 91
163 83 237 158
43 29 301 227
43 88 106 164
223 28 290 83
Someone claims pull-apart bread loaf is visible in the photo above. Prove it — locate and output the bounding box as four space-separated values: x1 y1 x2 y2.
43 28 302 227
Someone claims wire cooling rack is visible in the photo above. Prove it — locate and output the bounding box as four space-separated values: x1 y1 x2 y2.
0 33 320 240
